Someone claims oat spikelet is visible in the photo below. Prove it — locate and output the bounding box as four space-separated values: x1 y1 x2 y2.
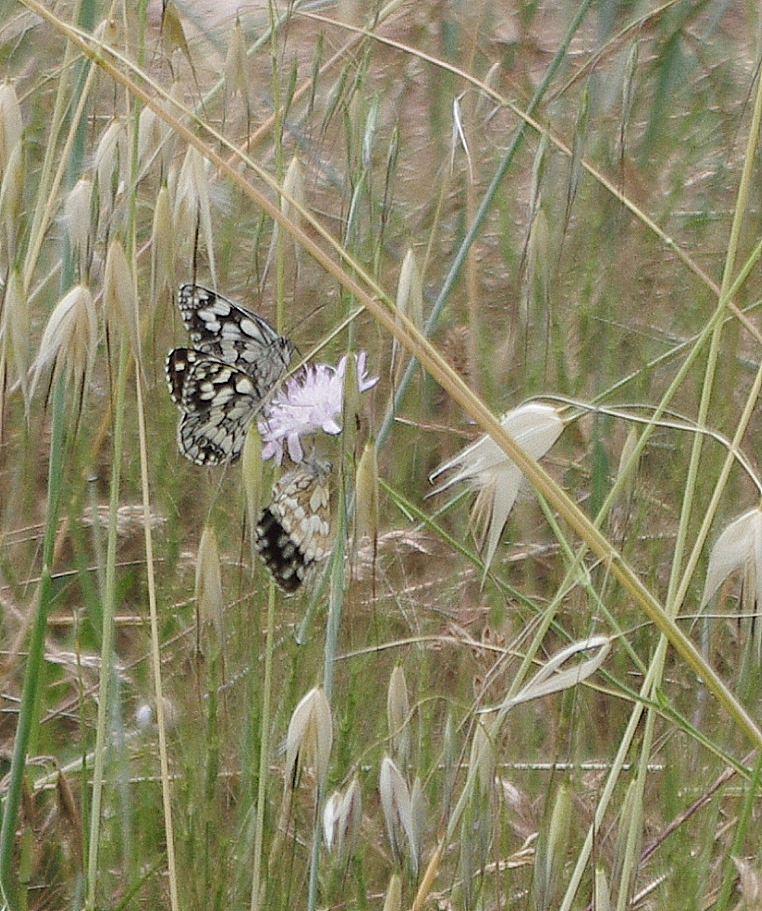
379 755 420 875
173 147 215 284
392 249 423 383
225 18 253 111
323 778 362 862
354 437 378 543
430 402 564 578
63 178 94 267
31 285 97 409
700 507 762 612
285 687 332 790
0 80 23 174
382 874 402 911
103 238 139 358
94 119 126 215
2 268 30 409
387 665 410 766
151 185 175 304
195 526 224 641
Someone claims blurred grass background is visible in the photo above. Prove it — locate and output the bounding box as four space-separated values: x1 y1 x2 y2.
2 1 762 909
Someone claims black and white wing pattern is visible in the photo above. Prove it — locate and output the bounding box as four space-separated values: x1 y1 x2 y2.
255 461 333 592
166 284 295 465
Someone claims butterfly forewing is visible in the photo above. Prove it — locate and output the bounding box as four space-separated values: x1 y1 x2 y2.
166 284 294 465
177 283 294 389
255 461 333 592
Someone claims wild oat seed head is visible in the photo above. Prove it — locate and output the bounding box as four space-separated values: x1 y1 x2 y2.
387 665 410 765
382 874 402 911
323 791 342 852
534 780 572 910
0 141 23 243
354 438 379 543
700 507 762 611
0 81 23 174
56 771 82 858
285 686 332 789
323 778 362 859
104 238 139 355
174 146 212 252
31 284 97 401
594 864 612 911
409 777 426 870
242 426 264 550
2 269 30 406
137 106 164 172
362 99 379 169
63 178 94 264
379 755 414 869
94 119 126 211
161 1 191 60
225 19 252 109
392 249 424 382
396 248 423 329
430 402 564 576
151 186 175 302
195 526 224 636
281 156 305 221
468 718 495 798
615 426 639 492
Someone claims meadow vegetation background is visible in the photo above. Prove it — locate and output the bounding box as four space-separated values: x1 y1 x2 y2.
2 1 762 909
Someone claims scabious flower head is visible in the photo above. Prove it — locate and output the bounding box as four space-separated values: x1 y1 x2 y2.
259 351 378 464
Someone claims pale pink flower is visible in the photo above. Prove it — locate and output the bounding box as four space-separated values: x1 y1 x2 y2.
259 352 378 464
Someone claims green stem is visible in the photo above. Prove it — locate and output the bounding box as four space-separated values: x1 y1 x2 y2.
85 340 129 909
0 372 66 909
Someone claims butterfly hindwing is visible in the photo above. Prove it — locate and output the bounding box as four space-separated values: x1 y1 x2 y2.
177 399 256 465
166 284 294 465
255 461 333 591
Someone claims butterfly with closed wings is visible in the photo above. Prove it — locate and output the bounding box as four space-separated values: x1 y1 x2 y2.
166 283 295 465
255 459 333 592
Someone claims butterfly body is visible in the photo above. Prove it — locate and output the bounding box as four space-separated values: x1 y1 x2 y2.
166 284 294 465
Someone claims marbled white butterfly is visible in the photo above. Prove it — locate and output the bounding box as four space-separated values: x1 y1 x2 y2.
255 460 332 592
166 284 294 465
